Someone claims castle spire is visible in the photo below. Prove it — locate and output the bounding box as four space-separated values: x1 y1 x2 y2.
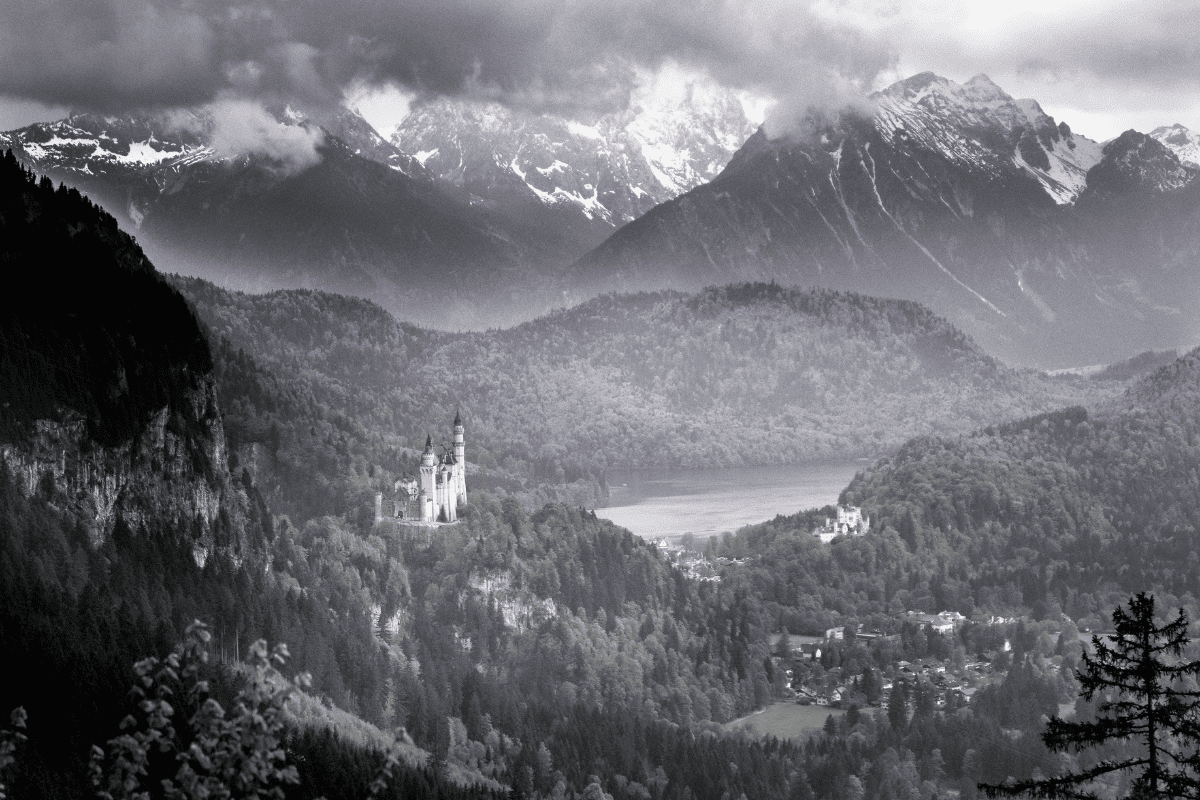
454 408 462 427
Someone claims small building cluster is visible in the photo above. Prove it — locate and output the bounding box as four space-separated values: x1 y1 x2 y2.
904 610 967 634
813 505 870 543
650 537 721 582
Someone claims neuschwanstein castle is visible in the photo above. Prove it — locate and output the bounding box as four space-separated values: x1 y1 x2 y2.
375 412 467 524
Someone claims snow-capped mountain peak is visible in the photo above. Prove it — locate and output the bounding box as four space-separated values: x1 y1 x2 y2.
6 114 212 174
872 72 1102 204
1149 123 1200 169
391 82 758 234
1083 129 1196 197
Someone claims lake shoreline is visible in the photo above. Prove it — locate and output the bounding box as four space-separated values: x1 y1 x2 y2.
595 459 869 541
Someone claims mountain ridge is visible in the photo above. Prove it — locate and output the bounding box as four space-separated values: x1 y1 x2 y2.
569 73 1200 368
0 148 269 554
7 72 1200 366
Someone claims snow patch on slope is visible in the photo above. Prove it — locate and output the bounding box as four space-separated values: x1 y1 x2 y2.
393 78 757 227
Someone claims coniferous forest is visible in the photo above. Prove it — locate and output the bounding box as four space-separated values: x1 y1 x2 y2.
7 139 1200 800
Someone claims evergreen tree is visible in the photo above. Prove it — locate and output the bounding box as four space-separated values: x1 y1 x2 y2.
887 680 908 731
981 593 1200 799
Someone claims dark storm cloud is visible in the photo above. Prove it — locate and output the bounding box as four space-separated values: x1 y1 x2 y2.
0 0 217 109
0 0 894 118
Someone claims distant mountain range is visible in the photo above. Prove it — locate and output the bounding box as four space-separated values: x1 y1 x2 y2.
0 108 550 329
6 73 1200 365
0 87 755 330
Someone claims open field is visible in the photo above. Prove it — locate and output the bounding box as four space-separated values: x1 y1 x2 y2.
724 702 845 740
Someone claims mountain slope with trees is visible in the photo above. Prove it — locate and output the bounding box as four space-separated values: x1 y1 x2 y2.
176 278 1120 508
708 346 1200 637
839 347 1200 624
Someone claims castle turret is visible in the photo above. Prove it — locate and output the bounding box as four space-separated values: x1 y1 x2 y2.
419 434 437 521
452 410 466 502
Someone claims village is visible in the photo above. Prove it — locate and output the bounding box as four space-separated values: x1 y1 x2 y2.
767 607 1077 719
648 506 1086 740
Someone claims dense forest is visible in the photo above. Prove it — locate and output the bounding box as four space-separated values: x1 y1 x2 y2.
175 278 1122 495
709 347 1200 636
0 153 784 796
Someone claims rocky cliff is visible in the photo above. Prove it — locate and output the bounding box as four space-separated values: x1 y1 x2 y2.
0 149 265 558
0 379 257 559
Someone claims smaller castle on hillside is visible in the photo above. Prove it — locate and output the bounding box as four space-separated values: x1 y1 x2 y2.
375 412 467 525
813 505 870 543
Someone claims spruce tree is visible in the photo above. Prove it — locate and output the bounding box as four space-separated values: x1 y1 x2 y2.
981 593 1200 799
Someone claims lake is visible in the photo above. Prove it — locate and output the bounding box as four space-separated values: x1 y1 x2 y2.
595 460 868 542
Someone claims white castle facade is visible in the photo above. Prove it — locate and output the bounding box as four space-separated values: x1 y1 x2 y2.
377 412 467 524
813 505 870 543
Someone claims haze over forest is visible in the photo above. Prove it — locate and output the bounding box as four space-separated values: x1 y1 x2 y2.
4 2 1200 799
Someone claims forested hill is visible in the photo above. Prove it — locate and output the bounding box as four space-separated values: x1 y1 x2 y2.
175 279 1118 499
826 347 1200 627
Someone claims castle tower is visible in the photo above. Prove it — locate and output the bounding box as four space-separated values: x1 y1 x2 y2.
436 458 456 522
452 410 466 502
419 434 438 522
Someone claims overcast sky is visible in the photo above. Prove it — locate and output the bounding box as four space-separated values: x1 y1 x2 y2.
0 0 1196 142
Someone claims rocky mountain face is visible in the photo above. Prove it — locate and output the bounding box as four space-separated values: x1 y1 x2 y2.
392 82 757 254
0 386 242 557
571 73 1200 368
1083 129 1195 197
0 150 265 557
873 73 1104 204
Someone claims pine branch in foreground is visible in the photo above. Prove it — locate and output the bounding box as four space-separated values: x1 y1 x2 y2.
981 592 1200 800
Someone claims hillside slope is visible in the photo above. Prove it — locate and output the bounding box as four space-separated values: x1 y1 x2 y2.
0 149 262 554
833 347 1200 624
